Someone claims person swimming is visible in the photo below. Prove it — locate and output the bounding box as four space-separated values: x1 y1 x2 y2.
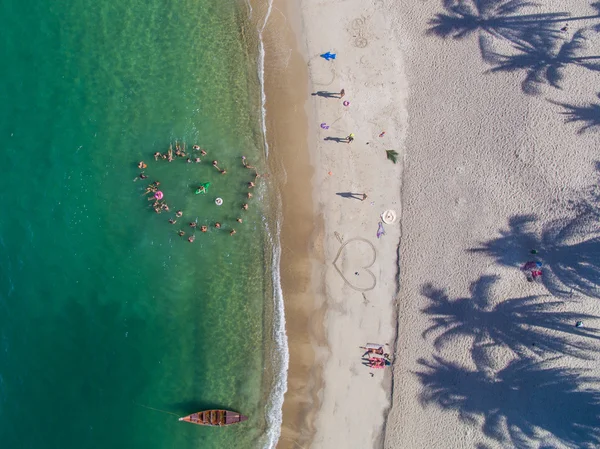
201 225 208 232
169 218 177 224
248 182 255 188
220 169 227 175
242 203 248 210
176 210 183 217
188 235 195 243
193 145 200 150
200 149 207 156
178 230 185 236
153 181 160 187
187 158 192 163
215 222 221 229
242 157 255 169
236 218 243 223
139 173 147 180
195 157 201 163
247 192 253 199
138 161 147 169
190 222 197 228
230 229 236 236
154 152 161 161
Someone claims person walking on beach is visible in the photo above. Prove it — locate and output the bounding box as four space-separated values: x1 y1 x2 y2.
346 133 355 144
361 193 367 201
340 88 345 99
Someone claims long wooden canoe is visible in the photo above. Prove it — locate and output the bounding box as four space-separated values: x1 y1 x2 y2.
179 410 248 426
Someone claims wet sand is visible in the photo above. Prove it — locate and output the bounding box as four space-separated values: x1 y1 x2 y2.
259 0 324 448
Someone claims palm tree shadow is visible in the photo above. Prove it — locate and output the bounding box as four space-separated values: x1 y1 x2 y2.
427 0 568 60
485 30 600 95
550 93 600 134
470 170 600 297
422 276 600 365
416 356 600 448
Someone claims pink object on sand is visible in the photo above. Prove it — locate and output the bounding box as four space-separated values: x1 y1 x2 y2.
343 101 350 107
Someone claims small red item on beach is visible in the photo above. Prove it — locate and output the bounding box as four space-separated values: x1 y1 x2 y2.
328 171 333 176
379 131 385 137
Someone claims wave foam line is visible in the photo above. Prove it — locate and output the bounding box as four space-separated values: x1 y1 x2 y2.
258 0 273 158
263 212 289 449
256 1 288 449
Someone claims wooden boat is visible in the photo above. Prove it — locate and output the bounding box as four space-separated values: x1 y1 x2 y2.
179 410 248 426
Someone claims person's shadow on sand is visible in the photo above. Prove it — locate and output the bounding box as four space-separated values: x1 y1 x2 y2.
336 192 365 200
324 136 346 143
311 91 340 99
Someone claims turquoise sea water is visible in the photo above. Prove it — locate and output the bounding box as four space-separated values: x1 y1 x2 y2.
0 0 279 448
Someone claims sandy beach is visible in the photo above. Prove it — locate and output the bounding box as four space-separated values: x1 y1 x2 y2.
265 0 600 448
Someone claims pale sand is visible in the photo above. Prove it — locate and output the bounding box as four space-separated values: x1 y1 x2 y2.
266 0 600 447
269 0 408 448
384 0 600 448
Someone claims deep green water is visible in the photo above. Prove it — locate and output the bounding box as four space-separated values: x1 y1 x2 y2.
0 0 276 448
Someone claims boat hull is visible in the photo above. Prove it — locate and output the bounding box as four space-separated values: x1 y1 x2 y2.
179 409 248 426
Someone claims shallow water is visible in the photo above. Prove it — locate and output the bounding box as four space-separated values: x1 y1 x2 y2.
0 0 274 447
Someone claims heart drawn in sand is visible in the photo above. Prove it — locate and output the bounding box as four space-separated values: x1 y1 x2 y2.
332 237 377 292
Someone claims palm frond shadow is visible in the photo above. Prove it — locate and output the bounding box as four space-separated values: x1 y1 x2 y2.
470 213 600 297
428 0 568 53
416 356 600 448
486 30 600 95
422 276 600 363
550 93 600 133
470 169 600 298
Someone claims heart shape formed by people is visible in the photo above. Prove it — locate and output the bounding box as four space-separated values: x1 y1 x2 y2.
332 237 377 292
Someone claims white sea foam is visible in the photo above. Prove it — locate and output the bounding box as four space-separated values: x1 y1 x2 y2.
255 1 289 449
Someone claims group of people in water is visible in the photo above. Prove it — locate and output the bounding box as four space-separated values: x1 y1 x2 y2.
138 142 264 242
